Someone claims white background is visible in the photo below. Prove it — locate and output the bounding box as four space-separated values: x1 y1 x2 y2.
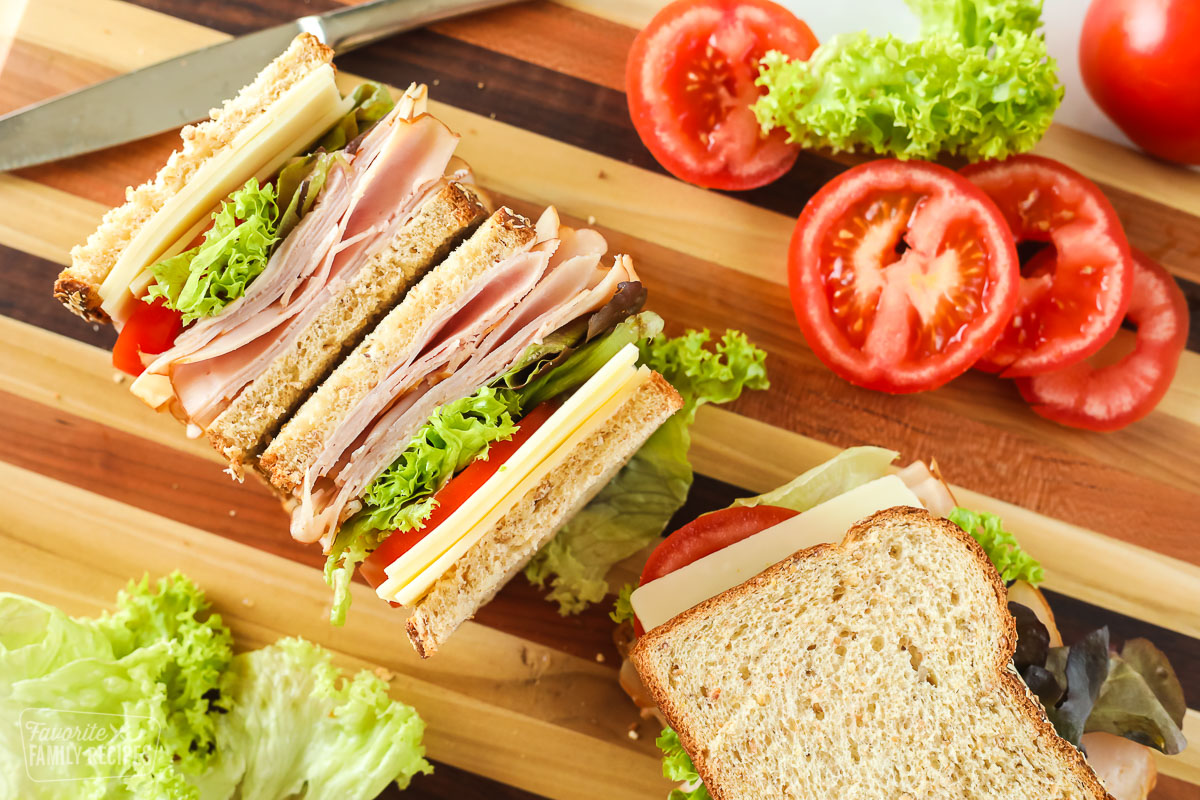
775 1 1131 147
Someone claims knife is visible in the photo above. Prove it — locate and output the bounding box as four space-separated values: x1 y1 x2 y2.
0 0 523 172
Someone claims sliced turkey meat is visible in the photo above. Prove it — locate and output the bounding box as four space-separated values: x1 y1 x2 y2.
141 104 460 428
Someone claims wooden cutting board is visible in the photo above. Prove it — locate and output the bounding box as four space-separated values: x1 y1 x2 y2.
0 1 1197 797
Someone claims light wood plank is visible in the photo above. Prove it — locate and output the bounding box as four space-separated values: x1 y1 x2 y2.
0 174 103 264
0 461 670 800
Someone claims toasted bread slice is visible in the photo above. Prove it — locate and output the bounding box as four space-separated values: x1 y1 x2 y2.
631 507 1110 800
406 371 683 657
258 206 537 494
205 181 490 474
56 34 335 322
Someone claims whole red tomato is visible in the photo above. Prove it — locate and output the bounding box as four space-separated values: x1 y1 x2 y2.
1080 0 1200 164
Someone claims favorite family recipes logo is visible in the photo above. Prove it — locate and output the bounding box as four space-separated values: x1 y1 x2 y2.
19 708 160 782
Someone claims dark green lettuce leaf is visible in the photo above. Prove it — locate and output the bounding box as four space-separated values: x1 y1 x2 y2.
1008 602 1049 671
1039 628 1111 747
515 310 664 410
1085 639 1188 754
495 281 648 391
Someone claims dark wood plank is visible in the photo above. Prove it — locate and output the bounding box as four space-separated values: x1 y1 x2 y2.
391 760 547 800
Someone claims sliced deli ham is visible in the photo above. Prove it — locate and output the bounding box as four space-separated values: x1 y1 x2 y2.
290 217 640 547
143 103 460 426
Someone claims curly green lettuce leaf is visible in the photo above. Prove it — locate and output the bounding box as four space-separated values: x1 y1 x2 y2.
948 507 1044 585
187 637 432 799
526 328 769 614
0 572 232 799
753 0 1062 161
657 728 713 800
325 386 522 625
610 583 636 624
146 179 280 323
733 446 898 513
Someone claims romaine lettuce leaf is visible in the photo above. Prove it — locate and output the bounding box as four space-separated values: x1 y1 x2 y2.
187 638 431 800
147 179 281 323
657 728 712 800
948 507 1044 585
326 386 522 625
525 328 769 613
732 446 898 513
318 81 395 153
753 0 1062 161
610 583 636 624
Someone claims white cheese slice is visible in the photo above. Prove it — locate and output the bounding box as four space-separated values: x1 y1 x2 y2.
630 475 923 632
375 343 642 601
388 365 652 607
98 64 349 323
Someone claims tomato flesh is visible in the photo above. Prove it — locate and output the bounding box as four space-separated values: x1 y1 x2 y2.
112 298 184 376
962 155 1133 378
789 160 1019 393
626 0 817 190
1080 0 1200 165
1016 250 1188 432
361 401 559 589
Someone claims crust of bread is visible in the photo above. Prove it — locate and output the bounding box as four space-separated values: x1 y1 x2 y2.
631 507 1111 800
258 206 536 494
205 182 488 473
405 371 683 657
55 33 334 322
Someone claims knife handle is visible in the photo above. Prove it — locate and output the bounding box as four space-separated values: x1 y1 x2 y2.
306 0 526 54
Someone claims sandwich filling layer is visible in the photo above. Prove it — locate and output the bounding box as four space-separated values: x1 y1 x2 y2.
130 90 460 431
376 346 652 605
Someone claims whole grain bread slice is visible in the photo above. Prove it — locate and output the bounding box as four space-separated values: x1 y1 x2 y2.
258 206 537 494
631 507 1112 800
206 181 489 474
406 371 683 657
56 33 334 322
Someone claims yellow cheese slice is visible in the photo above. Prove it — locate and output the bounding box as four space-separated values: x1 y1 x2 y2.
630 475 924 632
375 343 643 602
99 64 350 323
390 365 652 607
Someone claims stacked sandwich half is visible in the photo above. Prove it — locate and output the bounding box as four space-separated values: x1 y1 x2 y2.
55 34 682 656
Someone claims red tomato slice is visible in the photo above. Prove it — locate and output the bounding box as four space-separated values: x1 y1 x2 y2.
788 160 1020 393
961 155 1134 378
1016 250 1188 432
111 299 183 377
633 505 798 634
626 0 818 191
360 401 559 589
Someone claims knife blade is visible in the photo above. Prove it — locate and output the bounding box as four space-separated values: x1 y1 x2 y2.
0 0 522 172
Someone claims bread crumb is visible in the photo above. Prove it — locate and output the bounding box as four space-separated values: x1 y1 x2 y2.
171 482 180 490
598 170 608 179
627 726 640 741
432 78 440 86
241 597 255 608
476 81 485 89
595 652 605 663
489 112 496 119
228 509 237 517
92 324 100 332
374 666 396 682
112 372 126 384
587 215 597 226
